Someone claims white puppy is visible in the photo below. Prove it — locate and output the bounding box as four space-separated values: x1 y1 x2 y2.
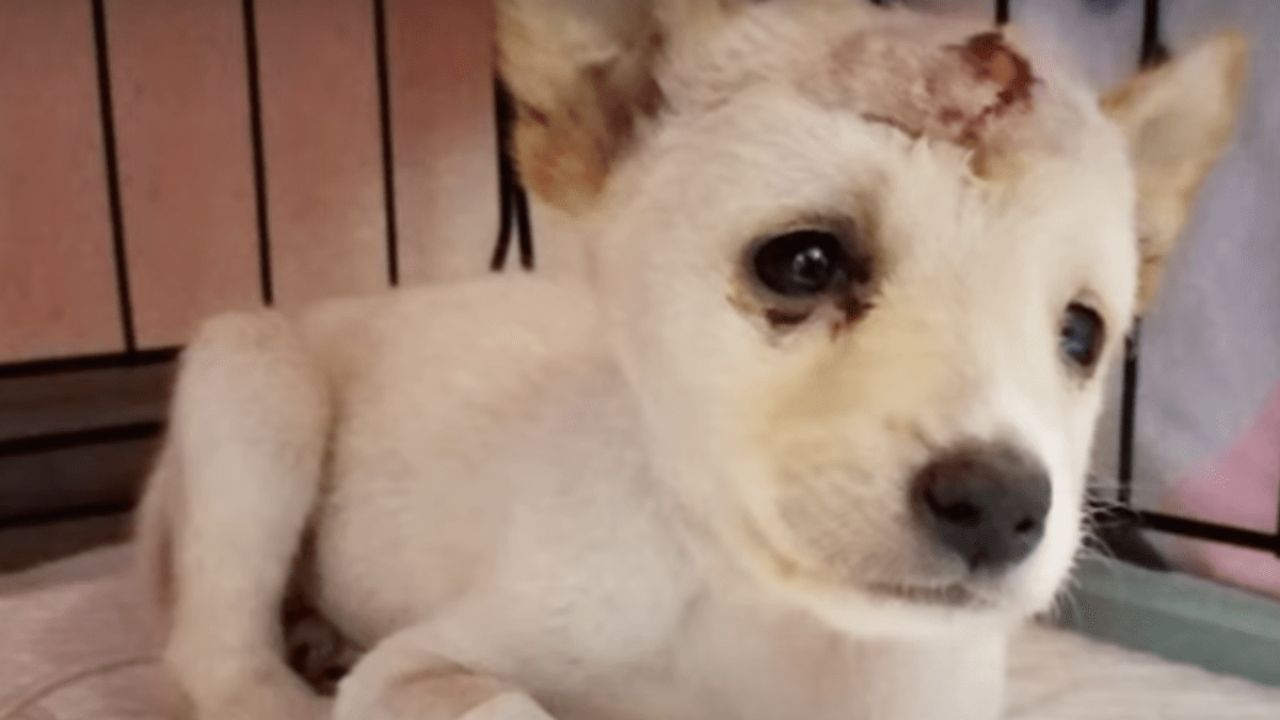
137 2 1246 719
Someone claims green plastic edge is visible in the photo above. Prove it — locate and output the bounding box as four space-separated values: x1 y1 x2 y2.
1054 556 1280 687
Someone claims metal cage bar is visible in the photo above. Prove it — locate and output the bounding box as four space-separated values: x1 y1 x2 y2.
0 422 163 460
91 0 136 353
490 79 535 272
1117 331 1140 506
0 347 178 381
242 0 275 306
372 0 401 286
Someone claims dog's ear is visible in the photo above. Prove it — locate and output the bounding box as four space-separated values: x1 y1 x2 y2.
496 0 669 214
497 0 773 214
1102 32 1248 312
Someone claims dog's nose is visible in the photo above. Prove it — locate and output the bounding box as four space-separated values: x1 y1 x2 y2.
913 443 1051 572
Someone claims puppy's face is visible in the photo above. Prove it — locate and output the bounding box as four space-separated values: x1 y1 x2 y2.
500 1 1245 635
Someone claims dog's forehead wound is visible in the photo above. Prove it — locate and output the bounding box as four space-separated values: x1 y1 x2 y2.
806 28 1040 173
954 32 1034 107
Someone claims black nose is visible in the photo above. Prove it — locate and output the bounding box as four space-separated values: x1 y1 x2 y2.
913 443 1052 572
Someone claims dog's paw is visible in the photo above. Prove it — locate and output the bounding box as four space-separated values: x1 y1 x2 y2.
205 693 330 720
338 689 555 720
336 667 556 720
180 664 332 720
457 691 558 720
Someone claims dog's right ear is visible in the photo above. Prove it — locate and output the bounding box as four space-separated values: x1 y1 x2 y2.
496 0 668 215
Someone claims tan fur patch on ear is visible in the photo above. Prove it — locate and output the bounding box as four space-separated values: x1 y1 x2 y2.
1102 31 1248 312
497 0 667 214
512 46 665 214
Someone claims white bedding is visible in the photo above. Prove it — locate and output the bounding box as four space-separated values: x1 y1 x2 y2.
1007 619 1280 719
2 545 1278 720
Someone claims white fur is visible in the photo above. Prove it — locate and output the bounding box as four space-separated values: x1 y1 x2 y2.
137 3 1245 719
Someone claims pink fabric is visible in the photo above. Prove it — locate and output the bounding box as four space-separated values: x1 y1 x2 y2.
1161 383 1280 599
0 546 167 720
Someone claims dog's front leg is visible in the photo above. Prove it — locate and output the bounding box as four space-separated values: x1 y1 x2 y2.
335 627 556 720
154 312 334 720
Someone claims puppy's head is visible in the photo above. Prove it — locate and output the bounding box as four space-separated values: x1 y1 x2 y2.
499 0 1245 635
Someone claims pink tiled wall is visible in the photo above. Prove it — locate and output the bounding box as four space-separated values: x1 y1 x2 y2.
0 0 497 360
1 0 123 361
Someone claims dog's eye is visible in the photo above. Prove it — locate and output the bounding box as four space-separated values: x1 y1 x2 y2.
752 230 850 297
1059 303 1104 370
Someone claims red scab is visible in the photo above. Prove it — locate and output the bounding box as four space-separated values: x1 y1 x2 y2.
953 31 1036 113
841 296 872 323
862 112 924 140
829 296 873 339
519 101 550 127
765 307 811 328
806 27 1044 178
941 32 1038 156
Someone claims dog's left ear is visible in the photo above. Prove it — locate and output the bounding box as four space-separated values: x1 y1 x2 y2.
1102 32 1248 312
496 0 670 215
496 0 765 215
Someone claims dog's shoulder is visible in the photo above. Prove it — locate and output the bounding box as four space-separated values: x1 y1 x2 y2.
287 275 602 386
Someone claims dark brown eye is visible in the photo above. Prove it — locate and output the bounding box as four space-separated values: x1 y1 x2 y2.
1060 302 1104 369
752 230 850 297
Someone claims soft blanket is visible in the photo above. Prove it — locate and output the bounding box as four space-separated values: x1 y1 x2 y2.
2 546 1277 720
